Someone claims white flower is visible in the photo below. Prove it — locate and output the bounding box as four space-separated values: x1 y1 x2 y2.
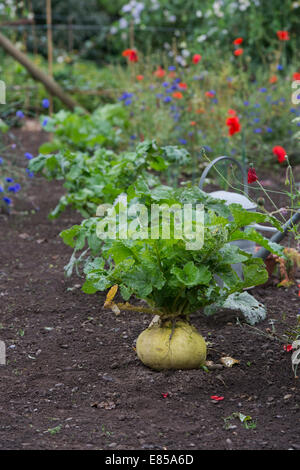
119 18 128 29
196 10 203 17
197 34 207 43
181 49 190 58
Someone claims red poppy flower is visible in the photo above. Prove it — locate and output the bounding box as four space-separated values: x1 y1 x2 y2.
122 48 138 62
247 167 258 184
226 116 241 136
190 121 196 126
277 31 290 41
233 37 243 45
234 48 243 56
283 344 293 352
161 393 169 398
172 91 183 99
272 145 287 163
192 53 202 64
205 91 215 98
269 75 278 84
154 67 166 78
178 82 187 90
293 72 300 80
210 396 224 401
228 109 237 116
136 74 144 81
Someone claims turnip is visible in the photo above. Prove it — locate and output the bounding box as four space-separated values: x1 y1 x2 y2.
136 319 207 370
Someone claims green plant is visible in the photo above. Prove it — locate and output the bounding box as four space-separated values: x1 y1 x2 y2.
29 140 190 218
60 179 284 369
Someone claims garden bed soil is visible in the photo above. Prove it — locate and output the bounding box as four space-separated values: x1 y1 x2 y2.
0 124 299 451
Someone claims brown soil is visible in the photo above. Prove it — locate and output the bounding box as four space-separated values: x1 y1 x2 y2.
0 125 299 451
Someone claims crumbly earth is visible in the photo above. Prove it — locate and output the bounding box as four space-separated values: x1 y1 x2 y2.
0 125 299 450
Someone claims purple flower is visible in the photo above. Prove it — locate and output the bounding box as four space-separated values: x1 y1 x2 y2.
124 99 132 106
130 135 136 140
178 138 187 145
25 152 33 160
168 65 176 71
42 98 50 109
277 64 283 71
259 88 267 93
162 82 169 87
254 128 262 133
212 98 218 104
253 118 260 123
42 118 49 126
163 96 172 103
16 110 24 119
5 177 13 183
3 197 11 205
203 145 212 152
243 100 249 106
266 127 273 133
0 157 3 165
0 186 3 192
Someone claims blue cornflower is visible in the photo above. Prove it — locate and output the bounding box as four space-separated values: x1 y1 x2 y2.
254 128 262 133
0 157 3 164
243 100 249 106
174 78 181 84
0 185 3 192
209 90 216 95
297 122 300 127
118 92 133 101
168 65 176 71
290 108 297 113
178 138 187 145
5 177 13 183
130 135 136 140
156 93 164 99
227 77 233 82
25 152 33 160
8 184 21 193
259 88 267 93
266 127 273 133
254 103 261 108
163 96 172 103
124 99 132 106
42 118 49 126
212 98 218 104
162 82 169 87
26 168 34 178
3 197 11 205
16 110 24 119
42 98 50 109
253 118 260 123
277 64 283 71
280 97 286 103
203 145 212 152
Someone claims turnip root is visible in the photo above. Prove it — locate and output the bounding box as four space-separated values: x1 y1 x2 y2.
136 319 207 370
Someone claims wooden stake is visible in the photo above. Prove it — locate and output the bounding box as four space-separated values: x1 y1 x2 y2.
0 31 85 112
46 0 53 114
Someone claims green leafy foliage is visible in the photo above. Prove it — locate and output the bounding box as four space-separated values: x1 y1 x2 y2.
60 181 284 319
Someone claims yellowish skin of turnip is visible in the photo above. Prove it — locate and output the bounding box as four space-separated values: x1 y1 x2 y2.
136 319 207 370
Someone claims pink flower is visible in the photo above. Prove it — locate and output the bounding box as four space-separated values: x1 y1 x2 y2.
284 344 293 352
161 393 169 399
